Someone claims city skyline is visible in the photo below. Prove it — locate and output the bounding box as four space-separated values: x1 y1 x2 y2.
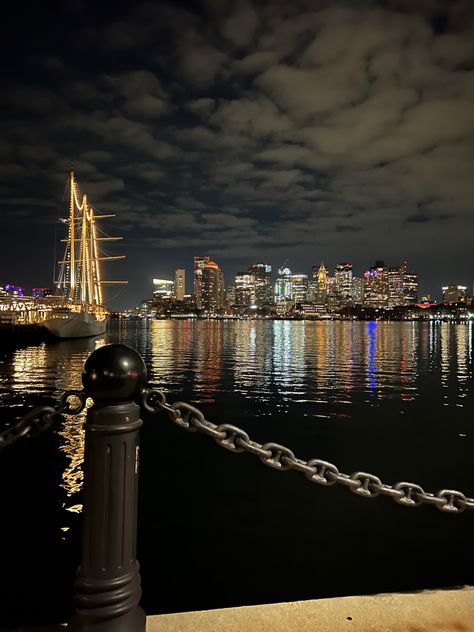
0 0 473 309
3 253 474 309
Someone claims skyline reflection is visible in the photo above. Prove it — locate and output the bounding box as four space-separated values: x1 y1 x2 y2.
1 320 473 530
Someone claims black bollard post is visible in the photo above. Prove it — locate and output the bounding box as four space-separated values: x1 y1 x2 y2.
69 344 147 632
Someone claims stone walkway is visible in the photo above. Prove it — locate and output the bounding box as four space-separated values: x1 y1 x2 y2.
147 586 474 632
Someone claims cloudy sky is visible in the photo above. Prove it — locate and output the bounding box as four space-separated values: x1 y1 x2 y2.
0 0 473 308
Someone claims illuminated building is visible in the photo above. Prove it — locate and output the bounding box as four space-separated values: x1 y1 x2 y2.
308 265 318 302
363 261 417 308
442 285 467 304
202 260 224 312
137 298 157 318
274 267 293 303
326 276 339 310
235 272 256 307
293 303 329 318
291 273 308 303
352 277 364 304
175 269 185 301
32 287 51 299
274 267 293 314
401 262 418 304
194 256 211 309
225 282 236 306
153 278 174 299
5 284 24 298
334 263 352 305
248 263 272 306
315 263 328 304
363 261 387 307
386 266 404 307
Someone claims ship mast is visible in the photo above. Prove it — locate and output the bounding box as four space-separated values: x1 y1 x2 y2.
81 195 88 304
58 172 127 307
69 172 76 300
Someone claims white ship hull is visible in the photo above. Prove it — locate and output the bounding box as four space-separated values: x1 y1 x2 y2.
44 309 107 339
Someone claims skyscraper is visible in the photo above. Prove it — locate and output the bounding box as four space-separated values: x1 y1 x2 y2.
247 263 272 306
234 272 256 307
194 256 211 309
401 261 418 305
291 273 308 303
315 263 328 304
225 282 236 307
274 266 293 304
363 261 387 307
175 269 185 301
308 265 319 302
334 263 353 305
386 266 404 307
202 260 224 312
351 277 364 304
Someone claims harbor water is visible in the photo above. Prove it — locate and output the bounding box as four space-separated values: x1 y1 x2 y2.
0 319 473 626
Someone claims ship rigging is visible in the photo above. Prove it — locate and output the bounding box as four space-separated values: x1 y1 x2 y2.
44 171 126 338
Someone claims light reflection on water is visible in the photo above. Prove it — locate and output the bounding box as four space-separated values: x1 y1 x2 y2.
0 336 108 518
0 320 473 528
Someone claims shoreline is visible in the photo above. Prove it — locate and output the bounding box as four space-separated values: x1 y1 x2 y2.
113 315 474 323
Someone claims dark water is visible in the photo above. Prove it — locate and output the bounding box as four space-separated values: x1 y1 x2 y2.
1 320 473 626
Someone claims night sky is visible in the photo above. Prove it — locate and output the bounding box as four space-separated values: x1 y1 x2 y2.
1 0 473 309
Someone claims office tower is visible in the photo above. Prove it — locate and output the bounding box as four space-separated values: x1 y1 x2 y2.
225 282 236 307
202 260 224 312
351 277 364 304
153 278 174 299
175 269 185 301
308 265 319 302
274 266 293 303
326 276 339 309
291 273 309 304
235 272 256 307
401 261 418 305
442 285 467 304
363 261 387 307
364 261 386 307
334 263 353 305
386 266 404 307
248 263 272 306
315 263 328 304
194 256 211 309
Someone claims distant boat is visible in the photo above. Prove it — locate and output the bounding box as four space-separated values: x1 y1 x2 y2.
44 172 126 339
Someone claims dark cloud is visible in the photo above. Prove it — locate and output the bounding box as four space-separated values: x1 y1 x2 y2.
0 0 473 307
335 225 362 232
406 214 431 224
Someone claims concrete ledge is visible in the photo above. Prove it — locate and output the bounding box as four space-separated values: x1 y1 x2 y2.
147 586 474 631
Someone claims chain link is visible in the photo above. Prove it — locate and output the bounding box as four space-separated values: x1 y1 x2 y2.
0 390 88 453
143 387 474 515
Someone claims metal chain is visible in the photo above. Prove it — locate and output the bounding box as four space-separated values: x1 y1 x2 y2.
0 390 87 453
143 388 474 515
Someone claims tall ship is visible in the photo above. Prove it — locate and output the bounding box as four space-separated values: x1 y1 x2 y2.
44 172 125 339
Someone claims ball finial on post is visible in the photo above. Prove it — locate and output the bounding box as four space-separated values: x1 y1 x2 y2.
82 343 147 403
